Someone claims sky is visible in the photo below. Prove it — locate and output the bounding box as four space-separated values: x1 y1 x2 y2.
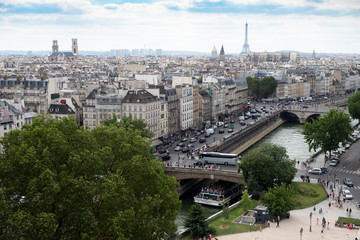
0 0 360 53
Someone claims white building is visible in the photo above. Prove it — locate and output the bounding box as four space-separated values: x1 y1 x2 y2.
176 85 193 131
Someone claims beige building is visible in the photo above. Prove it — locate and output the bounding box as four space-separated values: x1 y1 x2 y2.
165 87 179 134
0 76 58 114
160 101 168 136
122 90 161 139
192 85 200 128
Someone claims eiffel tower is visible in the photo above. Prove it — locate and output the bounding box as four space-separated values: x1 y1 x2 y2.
241 22 250 54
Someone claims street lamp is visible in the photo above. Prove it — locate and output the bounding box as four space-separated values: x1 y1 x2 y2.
309 212 312 232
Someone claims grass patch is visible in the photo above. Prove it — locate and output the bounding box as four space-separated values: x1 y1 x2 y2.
290 182 328 210
337 217 360 226
208 200 264 236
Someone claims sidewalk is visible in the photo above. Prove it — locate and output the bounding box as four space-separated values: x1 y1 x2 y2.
216 152 360 240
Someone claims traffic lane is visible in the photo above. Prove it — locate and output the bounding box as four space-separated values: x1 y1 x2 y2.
338 140 360 171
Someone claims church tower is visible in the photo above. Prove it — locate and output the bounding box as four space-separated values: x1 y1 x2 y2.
219 45 225 60
211 45 217 58
72 38 78 56
52 40 58 53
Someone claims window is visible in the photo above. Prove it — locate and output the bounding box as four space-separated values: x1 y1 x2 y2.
123 106 126 111
140 113 142 119
140 106 143 111
85 114 88 118
134 113 137 118
129 106 132 111
161 105 164 111
93 114 96 119
134 106 137 111
161 114 164 119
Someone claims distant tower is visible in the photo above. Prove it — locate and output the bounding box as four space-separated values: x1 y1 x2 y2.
312 49 316 58
219 45 225 60
211 45 217 58
52 40 58 53
72 38 78 56
241 22 250 54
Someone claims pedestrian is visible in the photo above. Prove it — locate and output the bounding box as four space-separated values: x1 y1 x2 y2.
276 215 280 227
317 217 319 224
321 229 324 238
347 208 349 215
349 208 352 216
313 206 316 213
328 202 331 208
327 221 330 230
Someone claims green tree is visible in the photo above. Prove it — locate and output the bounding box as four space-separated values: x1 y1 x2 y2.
246 76 260 98
348 91 360 121
262 183 294 217
221 203 229 227
0 116 180 239
238 143 296 192
302 109 352 160
184 204 216 239
259 76 277 98
102 113 154 139
239 189 251 210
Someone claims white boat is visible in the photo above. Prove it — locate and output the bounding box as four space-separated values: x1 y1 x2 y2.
193 181 242 207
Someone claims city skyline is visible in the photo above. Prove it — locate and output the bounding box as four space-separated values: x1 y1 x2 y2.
0 0 360 53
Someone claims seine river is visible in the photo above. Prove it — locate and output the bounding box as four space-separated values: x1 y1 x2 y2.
176 122 316 233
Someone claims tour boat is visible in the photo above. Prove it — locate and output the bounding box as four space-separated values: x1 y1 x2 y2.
193 181 242 207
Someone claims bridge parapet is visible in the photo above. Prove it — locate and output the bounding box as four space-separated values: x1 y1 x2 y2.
164 167 244 184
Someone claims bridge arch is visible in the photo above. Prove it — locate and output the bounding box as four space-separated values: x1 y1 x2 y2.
280 111 300 123
305 114 321 123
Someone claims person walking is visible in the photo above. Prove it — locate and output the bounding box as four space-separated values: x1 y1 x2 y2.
347 208 349 215
321 229 324 238
276 215 280 227
349 208 352 216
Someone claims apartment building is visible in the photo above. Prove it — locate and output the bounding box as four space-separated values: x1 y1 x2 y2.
165 87 179 134
122 90 161 138
176 85 193 131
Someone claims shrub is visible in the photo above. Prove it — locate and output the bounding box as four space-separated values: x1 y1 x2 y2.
297 185 318 197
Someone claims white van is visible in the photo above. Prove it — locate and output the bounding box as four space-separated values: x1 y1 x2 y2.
216 122 224 127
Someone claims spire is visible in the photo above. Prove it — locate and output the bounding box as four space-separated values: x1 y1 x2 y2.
241 22 250 54
219 45 225 60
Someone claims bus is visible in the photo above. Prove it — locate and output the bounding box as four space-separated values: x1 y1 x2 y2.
199 152 238 166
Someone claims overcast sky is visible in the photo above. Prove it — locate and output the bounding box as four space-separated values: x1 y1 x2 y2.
0 0 359 53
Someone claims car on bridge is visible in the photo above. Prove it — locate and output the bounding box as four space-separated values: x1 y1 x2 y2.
302 105 309 108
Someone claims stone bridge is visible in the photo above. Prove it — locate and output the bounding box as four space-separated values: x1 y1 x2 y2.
164 167 245 184
280 109 327 123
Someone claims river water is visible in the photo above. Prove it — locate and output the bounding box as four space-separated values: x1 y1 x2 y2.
176 122 316 233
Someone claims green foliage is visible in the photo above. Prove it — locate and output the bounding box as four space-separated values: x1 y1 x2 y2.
184 204 216 239
302 109 352 155
222 203 229 226
297 185 319 197
337 217 360 226
348 91 360 121
101 113 154 139
240 189 251 210
262 184 294 217
246 76 277 98
0 116 180 239
238 142 296 191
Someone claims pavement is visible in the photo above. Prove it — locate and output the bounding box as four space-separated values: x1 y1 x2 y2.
215 152 360 240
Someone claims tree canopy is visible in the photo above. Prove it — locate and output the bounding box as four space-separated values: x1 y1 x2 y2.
262 183 294 217
348 91 360 121
238 143 296 192
102 113 154 139
0 116 180 239
302 109 352 157
184 204 216 239
246 76 277 99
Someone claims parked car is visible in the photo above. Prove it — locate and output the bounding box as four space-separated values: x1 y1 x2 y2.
187 144 194 149
240 121 246 126
178 143 185 148
199 137 206 143
224 124 229 128
182 147 189 153
181 138 188 142
330 159 339 166
230 119 235 123
219 129 225 134
343 178 354 187
174 146 182 151
190 137 197 143
308 168 322 175
228 128 234 133
321 167 328 173
196 132 202 136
